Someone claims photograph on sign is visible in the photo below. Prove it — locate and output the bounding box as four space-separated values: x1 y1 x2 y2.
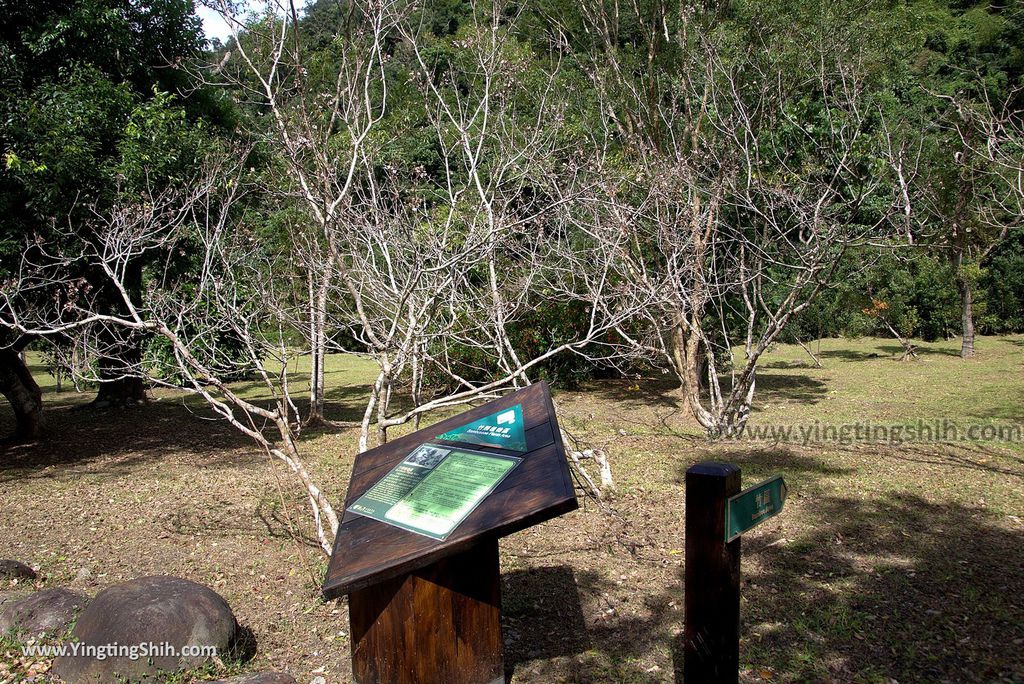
347 444 521 540
402 443 449 469
435 403 528 452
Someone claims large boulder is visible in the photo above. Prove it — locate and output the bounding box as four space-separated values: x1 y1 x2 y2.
52 576 237 683
0 588 87 635
0 590 31 615
211 674 298 684
0 560 36 582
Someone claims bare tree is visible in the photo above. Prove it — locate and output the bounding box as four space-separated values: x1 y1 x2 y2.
196 0 408 432
199 0 650 454
971 88 1024 213
578 5 898 436
1 157 341 553
901 84 1024 359
367 3 652 444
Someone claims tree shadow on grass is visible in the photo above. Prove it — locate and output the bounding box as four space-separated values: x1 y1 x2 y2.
503 566 592 682
759 360 822 370
321 385 370 424
818 349 886 361
0 384 369 483
754 374 828 406
696 446 858 480
584 372 829 417
965 395 1024 424
855 442 1024 479
0 401 258 482
716 441 1023 480
739 492 1024 682
164 496 323 549
875 344 960 358
511 564 681 684
501 448 1023 683
582 377 685 410
817 343 962 361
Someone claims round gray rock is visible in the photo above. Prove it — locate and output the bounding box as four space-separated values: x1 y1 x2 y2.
52 576 237 683
0 590 31 614
0 588 87 635
0 560 36 581
211 674 298 684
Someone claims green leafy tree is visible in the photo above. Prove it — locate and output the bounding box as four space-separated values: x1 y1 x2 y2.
0 0 228 438
899 0 1024 357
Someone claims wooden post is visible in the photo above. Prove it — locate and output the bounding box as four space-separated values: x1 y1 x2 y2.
684 462 741 684
348 540 503 684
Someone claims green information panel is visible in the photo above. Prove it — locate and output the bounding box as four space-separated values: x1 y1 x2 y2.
436 403 528 452
725 475 788 543
348 444 521 540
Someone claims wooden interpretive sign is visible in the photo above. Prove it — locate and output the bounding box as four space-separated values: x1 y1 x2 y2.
323 382 577 684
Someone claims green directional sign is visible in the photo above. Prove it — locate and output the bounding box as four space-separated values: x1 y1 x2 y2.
725 475 788 543
436 403 528 453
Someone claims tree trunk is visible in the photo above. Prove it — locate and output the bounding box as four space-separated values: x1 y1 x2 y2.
376 372 392 446
411 344 423 431
0 347 44 441
670 322 716 431
315 273 328 413
92 340 148 407
305 265 331 425
958 276 975 359
92 261 149 407
951 126 977 361
359 371 384 452
308 269 321 422
94 374 148 406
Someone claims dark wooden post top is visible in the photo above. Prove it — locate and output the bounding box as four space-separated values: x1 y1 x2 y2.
323 381 578 599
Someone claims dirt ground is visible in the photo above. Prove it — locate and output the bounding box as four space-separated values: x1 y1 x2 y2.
2 337 1023 683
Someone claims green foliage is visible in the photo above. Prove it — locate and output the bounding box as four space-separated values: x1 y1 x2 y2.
143 331 253 385
980 228 1024 333
0 0 244 391
0 0 229 226
114 90 210 186
424 299 615 390
296 0 1024 380
5 0 1024 397
506 300 615 388
792 248 963 342
0 0 225 268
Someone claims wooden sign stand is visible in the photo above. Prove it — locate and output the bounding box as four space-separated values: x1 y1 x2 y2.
349 541 503 684
324 382 577 684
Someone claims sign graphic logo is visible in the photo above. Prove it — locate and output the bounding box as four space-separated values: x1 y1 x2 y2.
436 403 528 452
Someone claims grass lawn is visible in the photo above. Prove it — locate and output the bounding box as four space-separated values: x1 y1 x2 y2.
1 336 1022 683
